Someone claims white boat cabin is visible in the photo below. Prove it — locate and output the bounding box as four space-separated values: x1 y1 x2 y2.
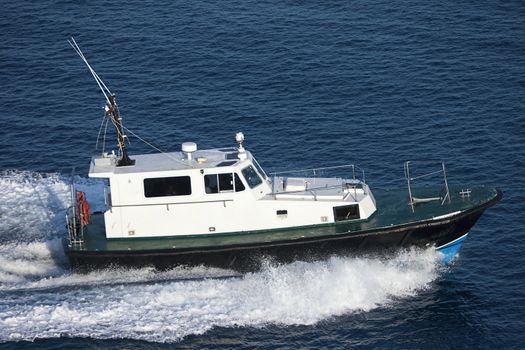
88 134 377 238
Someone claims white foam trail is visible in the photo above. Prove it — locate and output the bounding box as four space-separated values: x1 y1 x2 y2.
0 263 239 292
0 239 66 284
0 248 442 343
0 170 105 285
0 170 105 242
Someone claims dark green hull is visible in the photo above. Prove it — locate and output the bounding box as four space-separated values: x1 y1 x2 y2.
65 186 502 271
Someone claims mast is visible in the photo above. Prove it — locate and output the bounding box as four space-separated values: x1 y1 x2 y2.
68 37 135 167
106 94 135 166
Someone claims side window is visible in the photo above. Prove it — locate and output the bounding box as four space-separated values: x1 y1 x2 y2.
205 173 245 194
242 165 263 188
144 176 192 197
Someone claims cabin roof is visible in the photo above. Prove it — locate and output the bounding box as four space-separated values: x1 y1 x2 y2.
89 147 251 177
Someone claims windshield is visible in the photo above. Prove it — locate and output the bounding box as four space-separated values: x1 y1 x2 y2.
241 165 263 188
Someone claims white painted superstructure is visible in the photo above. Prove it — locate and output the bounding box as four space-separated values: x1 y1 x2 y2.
88 138 377 239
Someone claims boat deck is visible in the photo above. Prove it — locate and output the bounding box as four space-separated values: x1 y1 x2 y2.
68 186 500 253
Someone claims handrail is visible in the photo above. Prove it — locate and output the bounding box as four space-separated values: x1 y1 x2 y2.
273 183 342 195
270 164 366 184
404 161 451 211
271 164 354 176
270 182 364 197
111 199 235 208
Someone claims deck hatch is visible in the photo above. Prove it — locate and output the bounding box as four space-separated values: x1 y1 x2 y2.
333 204 360 221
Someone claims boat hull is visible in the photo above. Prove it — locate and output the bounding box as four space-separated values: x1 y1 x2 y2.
66 191 499 272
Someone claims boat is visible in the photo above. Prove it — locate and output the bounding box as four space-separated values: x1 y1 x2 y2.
64 39 502 271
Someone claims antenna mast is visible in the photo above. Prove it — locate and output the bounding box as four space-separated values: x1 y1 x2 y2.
68 37 135 167
105 94 135 166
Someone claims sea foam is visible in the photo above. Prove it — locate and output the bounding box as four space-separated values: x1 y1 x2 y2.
0 249 441 343
0 170 105 242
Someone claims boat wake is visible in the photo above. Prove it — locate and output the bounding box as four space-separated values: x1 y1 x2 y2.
0 170 105 242
0 171 444 343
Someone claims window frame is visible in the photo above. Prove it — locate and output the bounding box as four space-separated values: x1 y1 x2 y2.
204 172 246 194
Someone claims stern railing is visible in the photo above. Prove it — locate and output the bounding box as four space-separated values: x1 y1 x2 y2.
65 168 85 246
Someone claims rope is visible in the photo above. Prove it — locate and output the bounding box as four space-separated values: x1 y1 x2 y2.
101 117 109 153
95 112 107 151
122 126 192 167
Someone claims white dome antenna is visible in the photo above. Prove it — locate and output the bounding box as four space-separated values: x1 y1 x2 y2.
182 142 197 161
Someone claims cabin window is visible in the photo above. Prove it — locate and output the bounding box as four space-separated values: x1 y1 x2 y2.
144 176 192 197
333 204 360 222
241 165 263 188
205 173 245 193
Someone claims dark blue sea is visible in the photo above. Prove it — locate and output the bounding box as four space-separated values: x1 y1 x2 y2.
1 0 524 348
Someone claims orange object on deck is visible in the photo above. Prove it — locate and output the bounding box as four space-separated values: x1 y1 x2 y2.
76 191 90 225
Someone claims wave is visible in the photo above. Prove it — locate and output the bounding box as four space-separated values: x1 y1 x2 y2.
0 248 442 343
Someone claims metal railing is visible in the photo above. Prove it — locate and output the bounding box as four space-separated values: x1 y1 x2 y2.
404 161 451 212
270 164 365 183
65 168 85 246
269 164 367 199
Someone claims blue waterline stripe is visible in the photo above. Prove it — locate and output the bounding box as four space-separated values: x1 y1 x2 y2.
437 232 469 250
